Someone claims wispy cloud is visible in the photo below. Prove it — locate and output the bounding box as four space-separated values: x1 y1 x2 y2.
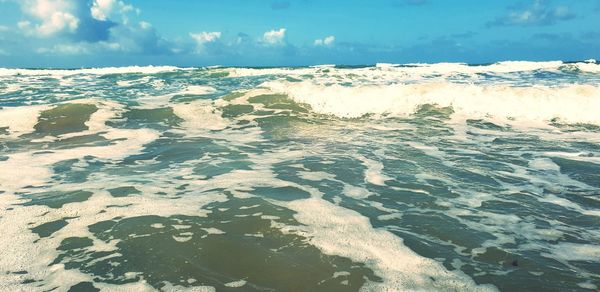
314 36 335 46
488 0 575 27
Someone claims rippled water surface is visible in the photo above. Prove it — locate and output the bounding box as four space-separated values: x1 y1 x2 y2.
1 62 599 291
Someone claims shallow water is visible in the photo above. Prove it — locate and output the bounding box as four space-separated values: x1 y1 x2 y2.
0 62 599 291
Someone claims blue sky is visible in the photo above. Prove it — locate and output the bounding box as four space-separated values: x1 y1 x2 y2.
0 0 598 67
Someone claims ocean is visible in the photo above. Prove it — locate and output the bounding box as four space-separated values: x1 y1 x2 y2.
0 61 599 291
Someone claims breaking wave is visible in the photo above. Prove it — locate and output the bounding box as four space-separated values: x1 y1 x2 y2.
263 81 600 124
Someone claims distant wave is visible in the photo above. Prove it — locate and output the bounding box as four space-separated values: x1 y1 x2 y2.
0 65 188 76
225 60 600 77
0 60 599 76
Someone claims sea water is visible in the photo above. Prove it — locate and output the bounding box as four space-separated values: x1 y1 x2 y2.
0 61 599 291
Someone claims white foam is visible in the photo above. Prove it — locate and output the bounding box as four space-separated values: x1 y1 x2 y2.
182 148 495 290
224 67 316 78
528 158 560 172
116 76 152 87
343 184 371 199
297 171 337 182
543 151 600 165
0 66 187 77
202 228 225 235
87 276 156 291
538 194 600 217
576 61 600 73
0 104 49 139
161 282 216 292
578 281 598 290
0 99 124 141
60 99 126 140
173 233 194 242
285 198 496 291
0 99 158 192
180 85 217 95
375 63 400 68
405 142 453 166
310 64 336 68
2 61 599 79
0 161 227 291
151 79 166 89
3 83 21 93
0 127 158 191
224 280 247 288
264 80 600 124
377 213 403 221
356 155 392 186
171 100 229 133
545 243 600 262
0 178 225 291
402 61 566 74
224 61 600 78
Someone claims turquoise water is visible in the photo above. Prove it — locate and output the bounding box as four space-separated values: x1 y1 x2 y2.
0 62 599 291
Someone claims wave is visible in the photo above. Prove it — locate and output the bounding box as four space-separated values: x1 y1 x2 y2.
1 60 599 77
0 65 189 76
225 60 600 77
262 80 600 124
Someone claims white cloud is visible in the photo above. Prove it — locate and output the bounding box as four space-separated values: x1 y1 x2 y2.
139 21 152 30
190 31 222 44
263 28 286 45
189 31 222 54
39 11 78 35
21 0 79 36
17 0 140 40
0 25 9 32
91 0 115 21
91 0 136 22
314 35 335 46
13 0 172 55
17 21 31 30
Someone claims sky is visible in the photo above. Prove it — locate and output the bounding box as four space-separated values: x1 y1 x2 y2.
0 0 599 67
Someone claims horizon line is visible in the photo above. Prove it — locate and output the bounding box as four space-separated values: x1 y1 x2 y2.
0 59 598 70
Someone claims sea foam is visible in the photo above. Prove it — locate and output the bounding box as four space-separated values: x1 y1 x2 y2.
0 66 187 76
264 81 600 124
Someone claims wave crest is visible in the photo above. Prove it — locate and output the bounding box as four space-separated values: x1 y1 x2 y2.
263 81 600 124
